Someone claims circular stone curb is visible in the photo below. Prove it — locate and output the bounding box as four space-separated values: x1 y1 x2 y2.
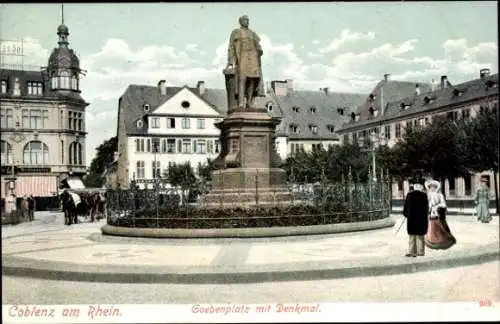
101 217 395 238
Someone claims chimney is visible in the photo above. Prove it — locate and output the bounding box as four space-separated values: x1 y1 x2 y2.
286 78 293 92
323 87 329 95
158 80 167 95
197 81 206 96
480 68 491 79
384 73 391 82
271 80 288 97
415 83 421 96
431 79 437 92
440 75 448 89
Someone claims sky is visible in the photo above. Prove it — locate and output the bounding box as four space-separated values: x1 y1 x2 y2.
0 2 498 166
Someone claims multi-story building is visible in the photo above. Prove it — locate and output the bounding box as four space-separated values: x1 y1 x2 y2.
266 79 366 159
113 81 228 189
337 69 499 201
0 20 88 198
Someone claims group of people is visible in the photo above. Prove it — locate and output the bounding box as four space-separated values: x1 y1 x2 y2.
20 195 36 222
402 176 492 257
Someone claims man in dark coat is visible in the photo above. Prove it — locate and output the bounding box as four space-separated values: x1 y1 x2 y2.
28 195 35 221
403 179 429 257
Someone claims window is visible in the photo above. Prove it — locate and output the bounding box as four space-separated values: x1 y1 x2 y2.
61 140 64 164
161 139 167 153
369 107 374 117
0 109 13 128
290 124 299 134
292 106 300 113
152 161 161 178
395 123 401 138
77 112 82 131
181 118 191 129
29 110 45 129
167 117 176 129
384 125 391 140
136 161 145 179
146 139 151 152
13 77 20 96
177 139 182 153
309 124 318 134
1 140 12 165
68 112 73 130
151 117 160 128
69 142 83 165
167 139 176 153
405 121 412 132
143 104 150 112
337 108 344 115
60 72 70 89
215 140 221 153
196 139 206 154
352 132 358 144
135 139 141 152
27 81 43 95
22 109 29 128
197 118 205 129
137 120 143 128
71 76 78 90
152 138 160 153
327 125 335 133
449 177 456 194
310 107 316 114
312 143 322 150
0 80 7 93
207 140 213 154
266 102 273 112
181 101 190 108
464 174 472 196
23 141 49 165
182 139 192 153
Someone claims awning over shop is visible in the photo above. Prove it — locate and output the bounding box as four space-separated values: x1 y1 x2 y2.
61 177 86 190
7 175 59 198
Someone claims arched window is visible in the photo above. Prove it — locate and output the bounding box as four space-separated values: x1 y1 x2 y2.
69 142 83 165
23 141 49 165
1 140 12 165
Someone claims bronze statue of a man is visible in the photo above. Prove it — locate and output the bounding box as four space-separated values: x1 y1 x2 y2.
226 15 265 110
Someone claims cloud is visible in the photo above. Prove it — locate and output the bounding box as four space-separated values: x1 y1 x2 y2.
312 39 320 45
319 29 375 54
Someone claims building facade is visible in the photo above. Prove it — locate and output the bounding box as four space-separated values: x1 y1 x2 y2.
0 21 88 198
337 69 499 200
113 81 228 189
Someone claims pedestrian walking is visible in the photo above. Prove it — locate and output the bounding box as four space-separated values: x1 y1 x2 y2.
424 179 456 249
403 177 429 257
475 177 492 223
28 195 35 221
20 195 29 221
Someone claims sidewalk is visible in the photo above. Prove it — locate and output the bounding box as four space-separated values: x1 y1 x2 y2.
2 214 498 284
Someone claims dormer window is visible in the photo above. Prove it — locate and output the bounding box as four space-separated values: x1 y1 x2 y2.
27 81 43 95
486 80 497 89
423 96 434 104
327 124 335 133
310 106 316 114
400 103 411 110
290 124 299 134
181 101 190 109
143 104 150 112
308 124 318 134
337 108 344 115
136 120 144 128
369 94 376 101
292 106 300 113
453 89 463 97
13 77 20 96
351 112 356 121
266 101 273 112
369 106 375 116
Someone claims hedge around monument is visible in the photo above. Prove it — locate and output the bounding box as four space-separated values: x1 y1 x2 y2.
107 204 388 229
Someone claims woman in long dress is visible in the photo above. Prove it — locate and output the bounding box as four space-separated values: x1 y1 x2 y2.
475 177 492 223
424 179 456 249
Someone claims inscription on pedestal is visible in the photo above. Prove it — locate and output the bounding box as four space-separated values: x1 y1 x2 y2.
244 135 267 167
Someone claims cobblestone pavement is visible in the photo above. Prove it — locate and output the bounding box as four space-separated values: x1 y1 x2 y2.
2 261 499 304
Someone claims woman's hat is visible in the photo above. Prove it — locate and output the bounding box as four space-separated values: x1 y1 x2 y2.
425 179 441 191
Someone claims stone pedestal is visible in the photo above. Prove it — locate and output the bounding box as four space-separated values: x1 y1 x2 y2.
204 111 293 207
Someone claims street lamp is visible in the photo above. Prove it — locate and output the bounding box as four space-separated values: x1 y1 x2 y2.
358 132 387 183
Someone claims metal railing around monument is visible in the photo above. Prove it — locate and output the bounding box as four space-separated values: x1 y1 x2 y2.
105 173 392 229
